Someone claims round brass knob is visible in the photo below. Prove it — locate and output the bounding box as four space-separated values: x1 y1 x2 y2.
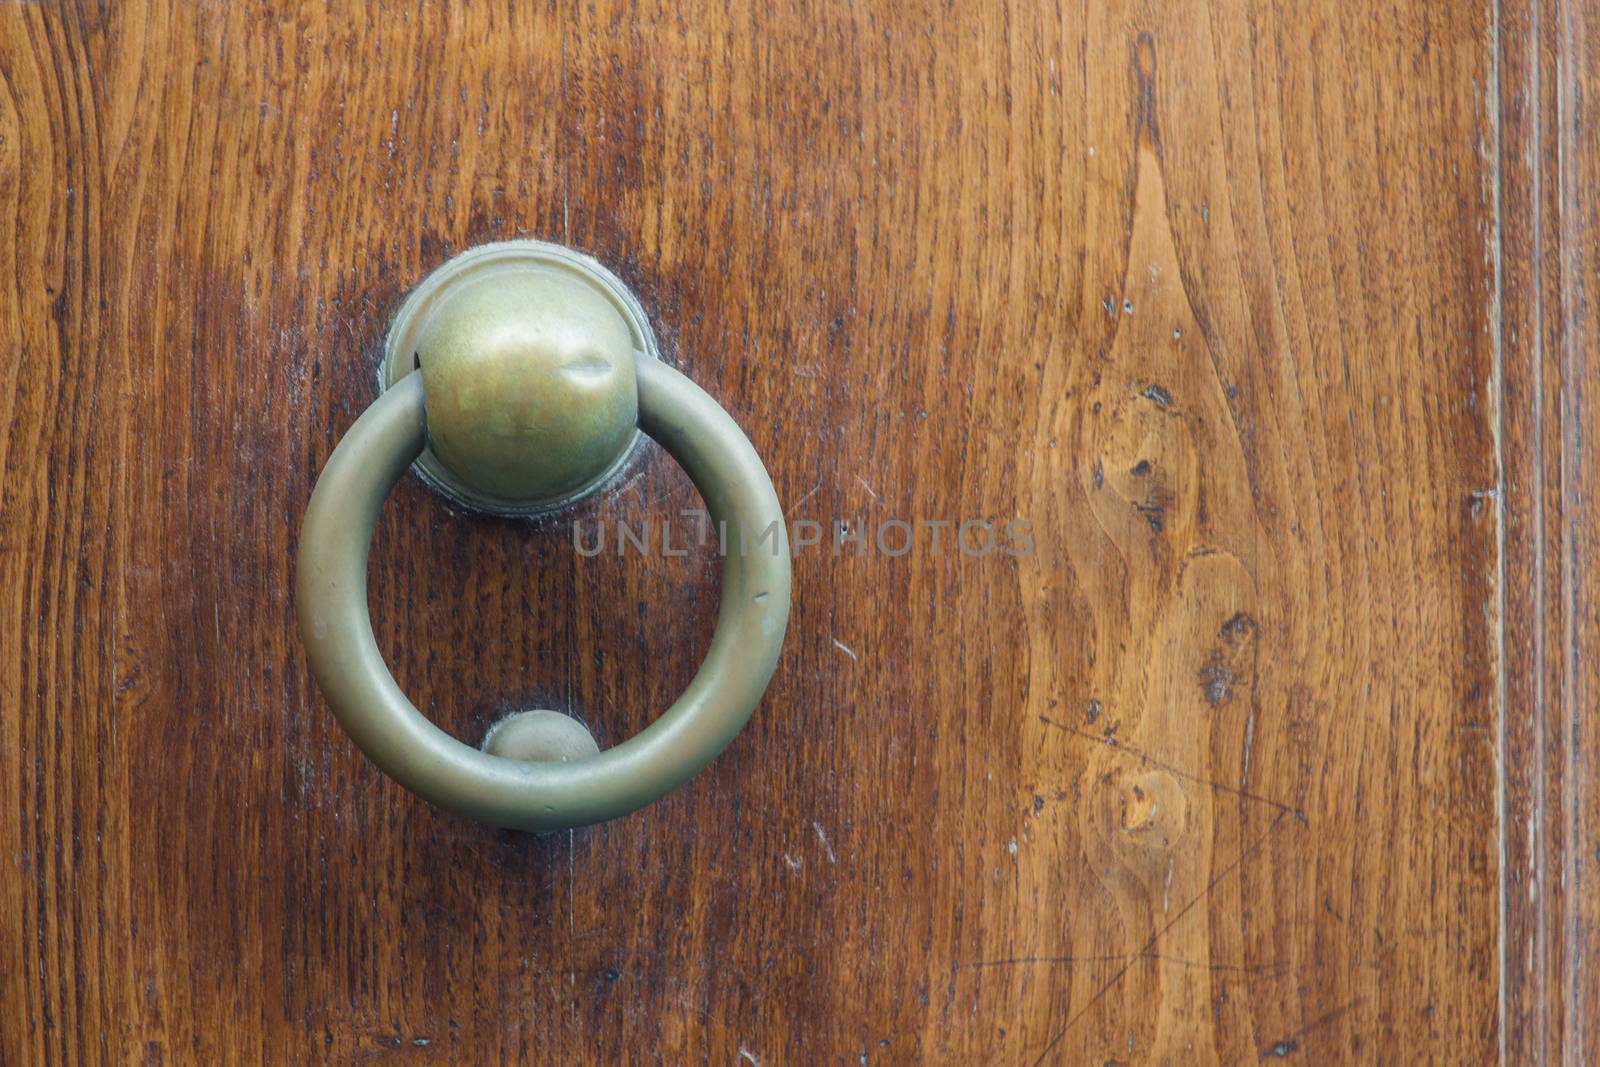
413 262 638 504
378 240 661 516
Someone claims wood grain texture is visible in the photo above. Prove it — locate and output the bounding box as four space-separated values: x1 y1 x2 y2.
1498 0 1600 1060
0 1 1591 1064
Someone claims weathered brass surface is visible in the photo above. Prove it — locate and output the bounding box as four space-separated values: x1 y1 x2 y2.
379 240 659 515
482 710 602 764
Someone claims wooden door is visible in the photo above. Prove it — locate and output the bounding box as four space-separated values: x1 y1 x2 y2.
2 1 1595 1063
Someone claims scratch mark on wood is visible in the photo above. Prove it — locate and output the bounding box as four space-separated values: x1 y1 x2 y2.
1040 715 1302 819
1241 703 1257 789
812 821 838 864
1029 809 1294 1065
785 479 822 516
1259 997 1364 1059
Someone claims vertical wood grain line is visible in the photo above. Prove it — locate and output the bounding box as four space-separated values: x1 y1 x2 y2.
1529 0 1548 1056
1497 0 1543 1058
1491 0 1509 1059
1554 0 1583 1053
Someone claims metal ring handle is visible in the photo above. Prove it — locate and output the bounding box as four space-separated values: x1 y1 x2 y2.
296 361 791 831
